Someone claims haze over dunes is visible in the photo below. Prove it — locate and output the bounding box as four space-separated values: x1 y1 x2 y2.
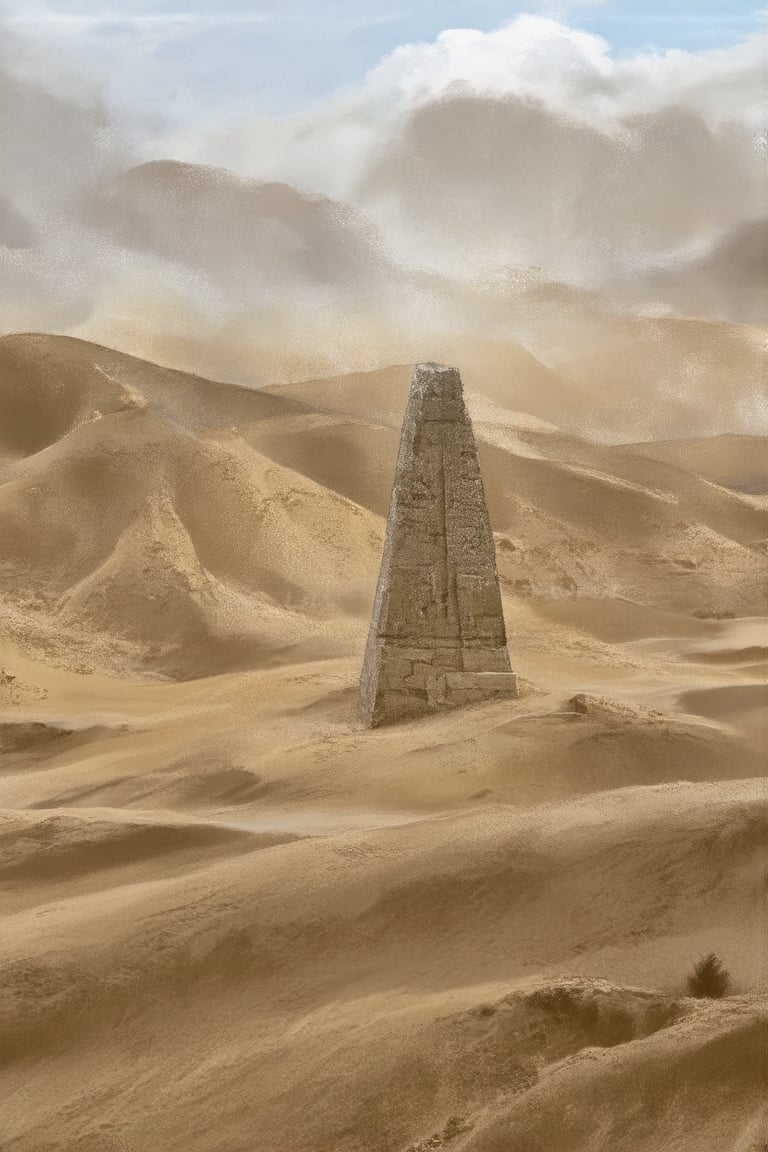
1 12 766 442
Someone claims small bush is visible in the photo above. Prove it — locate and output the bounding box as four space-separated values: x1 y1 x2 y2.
687 953 730 999
476 1002 496 1017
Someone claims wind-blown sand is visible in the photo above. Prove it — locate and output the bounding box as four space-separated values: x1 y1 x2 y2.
1 334 766 1152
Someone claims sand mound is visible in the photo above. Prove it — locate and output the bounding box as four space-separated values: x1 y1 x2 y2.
520 307 767 442
4 780 765 1037
0 720 74 756
480 429 767 614
0 401 381 676
623 433 768 494
0 808 261 886
461 998 768 1152
2 781 765 1150
2 646 761 815
238 411 401 515
261 344 566 434
528 597 724 643
263 363 414 425
0 669 47 707
0 332 305 460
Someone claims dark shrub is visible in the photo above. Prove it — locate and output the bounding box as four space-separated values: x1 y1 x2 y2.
687 953 730 999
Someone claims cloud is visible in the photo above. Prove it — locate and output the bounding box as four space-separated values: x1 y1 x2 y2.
0 16 404 366
361 14 763 127
172 14 764 197
168 16 763 285
84 159 391 302
363 16 615 107
611 217 768 325
354 92 762 284
0 17 137 331
4 11 763 295
1 10 764 439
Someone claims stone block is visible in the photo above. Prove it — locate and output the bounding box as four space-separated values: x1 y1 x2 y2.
378 656 413 686
377 691 430 722
386 646 435 663
447 689 486 706
445 670 517 695
474 671 518 696
444 671 480 691
425 673 448 707
432 648 464 669
403 662 437 688
462 646 511 672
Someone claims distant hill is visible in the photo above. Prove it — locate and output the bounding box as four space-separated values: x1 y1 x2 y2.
1 334 765 679
622 433 768 494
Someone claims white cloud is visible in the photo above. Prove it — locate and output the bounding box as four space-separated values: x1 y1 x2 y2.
364 17 613 108
344 21 763 283
360 14 763 128
166 13 763 240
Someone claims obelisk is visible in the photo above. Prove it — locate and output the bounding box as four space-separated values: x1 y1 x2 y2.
359 362 517 726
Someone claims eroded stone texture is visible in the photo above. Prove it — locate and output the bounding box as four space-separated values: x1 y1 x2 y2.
359 362 517 726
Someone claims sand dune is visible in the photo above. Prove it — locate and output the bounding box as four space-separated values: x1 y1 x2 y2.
548 315 766 443
622 433 768 494
0 332 307 460
255 368 768 616
73 287 766 445
0 807 274 900
1 335 766 1151
2 337 765 683
462 996 767 1152
0 369 382 675
2 781 765 1150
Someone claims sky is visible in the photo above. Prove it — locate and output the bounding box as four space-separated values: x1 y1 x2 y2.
0 0 764 437
2 0 765 128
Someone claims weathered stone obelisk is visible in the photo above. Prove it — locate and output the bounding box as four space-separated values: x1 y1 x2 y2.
359 362 517 726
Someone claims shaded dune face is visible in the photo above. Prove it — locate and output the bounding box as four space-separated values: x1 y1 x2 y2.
0 408 382 678
1 334 766 1152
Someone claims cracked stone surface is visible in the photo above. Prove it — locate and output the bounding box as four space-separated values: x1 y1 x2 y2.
359 362 517 726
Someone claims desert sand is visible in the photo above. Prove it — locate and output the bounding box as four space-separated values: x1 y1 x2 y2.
1 332 766 1151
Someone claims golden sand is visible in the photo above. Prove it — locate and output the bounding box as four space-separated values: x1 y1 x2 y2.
1 333 766 1151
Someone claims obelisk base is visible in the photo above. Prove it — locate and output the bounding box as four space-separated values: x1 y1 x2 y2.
362 637 517 726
